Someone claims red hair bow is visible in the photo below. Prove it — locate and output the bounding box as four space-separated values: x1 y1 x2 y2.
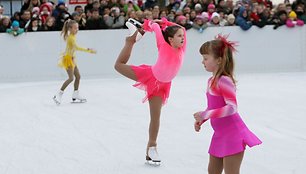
215 34 238 53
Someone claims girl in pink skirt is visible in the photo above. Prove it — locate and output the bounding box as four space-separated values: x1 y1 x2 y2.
114 18 186 164
193 35 262 173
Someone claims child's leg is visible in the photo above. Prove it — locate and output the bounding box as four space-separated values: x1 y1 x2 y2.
208 155 223 174
147 96 163 150
114 32 138 81
73 66 80 90
223 151 244 174
60 67 74 91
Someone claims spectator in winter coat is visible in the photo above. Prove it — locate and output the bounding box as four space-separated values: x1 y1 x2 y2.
192 15 208 33
39 3 52 25
271 10 287 29
41 16 57 31
235 6 252 30
19 10 31 28
27 17 42 32
0 16 10 32
209 12 221 27
226 14 236 26
54 3 71 30
105 7 125 29
251 4 268 28
207 3 216 21
176 15 192 30
86 8 108 29
71 12 86 30
123 0 141 15
6 20 24 36
296 4 306 23
286 11 304 27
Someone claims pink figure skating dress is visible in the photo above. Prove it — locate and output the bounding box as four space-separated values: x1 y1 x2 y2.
201 76 262 157
131 18 187 104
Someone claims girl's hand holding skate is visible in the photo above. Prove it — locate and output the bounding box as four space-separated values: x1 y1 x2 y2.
125 31 138 43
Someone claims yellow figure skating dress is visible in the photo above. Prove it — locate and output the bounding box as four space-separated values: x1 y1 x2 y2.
58 34 92 69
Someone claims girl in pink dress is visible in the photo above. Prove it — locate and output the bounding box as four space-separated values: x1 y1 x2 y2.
114 18 186 164
193 35 262 173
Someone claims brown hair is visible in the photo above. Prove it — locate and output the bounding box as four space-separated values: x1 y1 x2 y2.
199 39 236 87
61 20 77 41
162 25 182 45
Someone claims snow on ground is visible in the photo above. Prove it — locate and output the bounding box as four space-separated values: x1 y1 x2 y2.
0 72 305 174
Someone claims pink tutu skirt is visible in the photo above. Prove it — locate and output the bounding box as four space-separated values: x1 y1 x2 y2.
131 64 171 104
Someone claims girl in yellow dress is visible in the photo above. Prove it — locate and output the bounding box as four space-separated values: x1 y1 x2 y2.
53 19 96 105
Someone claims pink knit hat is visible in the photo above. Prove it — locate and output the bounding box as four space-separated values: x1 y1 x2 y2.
201 12 209 19
32 7 40 13
208 3 215 9
177 15 187 22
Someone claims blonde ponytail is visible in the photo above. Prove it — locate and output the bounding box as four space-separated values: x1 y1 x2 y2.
61 19 77 41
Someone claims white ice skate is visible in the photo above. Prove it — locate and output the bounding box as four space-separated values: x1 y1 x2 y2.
125 18 144 42
146 146 161 166
71 90 87 103
53 90 63 105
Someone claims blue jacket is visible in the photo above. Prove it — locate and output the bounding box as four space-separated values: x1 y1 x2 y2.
235 7 252 30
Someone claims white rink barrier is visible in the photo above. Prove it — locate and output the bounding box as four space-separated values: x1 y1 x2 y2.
0 26 305 82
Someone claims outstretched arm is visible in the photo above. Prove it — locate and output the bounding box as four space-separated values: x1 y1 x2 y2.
68 36 96 53
142 17 186 50
142 19 165 48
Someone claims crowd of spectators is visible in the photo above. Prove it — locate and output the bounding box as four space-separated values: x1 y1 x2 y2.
0 0 305 36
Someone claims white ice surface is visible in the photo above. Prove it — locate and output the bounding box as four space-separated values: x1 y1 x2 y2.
0 72 305 174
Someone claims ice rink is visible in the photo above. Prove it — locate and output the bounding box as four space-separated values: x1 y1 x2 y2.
0 72 305 174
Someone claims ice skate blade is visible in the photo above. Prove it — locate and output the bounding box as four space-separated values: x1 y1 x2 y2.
127 18 142 28
71 99 87 103
145 160 161 166
145 156 161 166
53 96 60 105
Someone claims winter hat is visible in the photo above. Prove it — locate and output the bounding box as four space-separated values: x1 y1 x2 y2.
11 20 19 28
201 12 209 19
227 14 235 20
40 3 52 13
208 3 215 9
195 15 204 21
71 12 80 17
46 2 53 7
195 3 202 10
177 15 186 22
57 0 66 7
32 7 40 13
211 12 220 20
288 11 297 19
